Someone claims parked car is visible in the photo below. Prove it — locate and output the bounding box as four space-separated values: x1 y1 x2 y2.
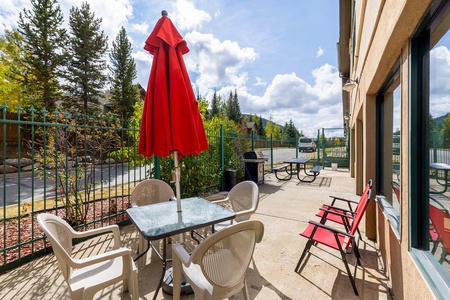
298 137 316 152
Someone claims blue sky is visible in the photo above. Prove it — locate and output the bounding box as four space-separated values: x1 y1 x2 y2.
1 0 342 137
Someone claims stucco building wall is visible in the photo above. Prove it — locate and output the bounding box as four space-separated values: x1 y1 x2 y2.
342 0 437 298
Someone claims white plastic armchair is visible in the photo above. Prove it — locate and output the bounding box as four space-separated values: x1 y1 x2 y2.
37 213 138 300
211 181 259 231
172 220 264 300
130 178 175 207
131 179 175 267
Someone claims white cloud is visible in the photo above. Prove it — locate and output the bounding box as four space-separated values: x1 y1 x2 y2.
255 77 267 86
171 0 211 31
316 46 324 57
430 46 450 118
129 22 149 35
133 50 153 62
184 30 257 94
0 0 32 33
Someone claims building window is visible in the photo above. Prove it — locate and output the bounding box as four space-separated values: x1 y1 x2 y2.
411 0 450 295
376 62 401 228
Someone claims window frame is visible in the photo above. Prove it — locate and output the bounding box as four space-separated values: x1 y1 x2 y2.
410 0 450 297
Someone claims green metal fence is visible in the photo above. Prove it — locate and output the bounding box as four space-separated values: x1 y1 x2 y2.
0 104 326 272
316 128 350 168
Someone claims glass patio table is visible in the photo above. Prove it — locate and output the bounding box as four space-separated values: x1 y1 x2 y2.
430 162 450 194
126 197 236 299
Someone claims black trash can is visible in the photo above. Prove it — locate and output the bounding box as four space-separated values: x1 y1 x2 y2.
224 169 237 191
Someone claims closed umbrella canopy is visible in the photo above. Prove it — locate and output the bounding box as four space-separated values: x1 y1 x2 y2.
138 12 207 158
138 11 208 211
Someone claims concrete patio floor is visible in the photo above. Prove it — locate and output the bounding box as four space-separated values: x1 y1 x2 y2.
0 169 393 300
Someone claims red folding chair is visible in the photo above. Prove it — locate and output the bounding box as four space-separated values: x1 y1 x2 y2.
295 180 373 296
429 197 450 263
315 180 373 235
391 181 400 202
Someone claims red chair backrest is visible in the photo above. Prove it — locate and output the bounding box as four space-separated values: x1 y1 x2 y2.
348 180 373 235
391 181 400 202
429 204 450 253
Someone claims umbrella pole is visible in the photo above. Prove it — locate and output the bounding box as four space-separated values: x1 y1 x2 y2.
173 150 182 212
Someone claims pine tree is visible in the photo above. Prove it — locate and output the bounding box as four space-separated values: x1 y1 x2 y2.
17 0 67 111
258 114 265 137
232 89 241 121
225 89 241 123
210 89 221 118
63 2 108 115
108 26 139 119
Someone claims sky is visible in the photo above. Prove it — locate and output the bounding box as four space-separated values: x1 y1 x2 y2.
1 0 343 137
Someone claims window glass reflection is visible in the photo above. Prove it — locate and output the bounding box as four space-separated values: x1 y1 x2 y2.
429 26 450 272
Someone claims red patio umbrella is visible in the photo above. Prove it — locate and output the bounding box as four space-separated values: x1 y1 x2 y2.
138 11 208 212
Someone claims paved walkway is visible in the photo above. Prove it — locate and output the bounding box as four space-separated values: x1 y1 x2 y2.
0 169 392 300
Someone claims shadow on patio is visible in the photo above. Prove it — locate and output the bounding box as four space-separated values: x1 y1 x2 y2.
0 169 392 300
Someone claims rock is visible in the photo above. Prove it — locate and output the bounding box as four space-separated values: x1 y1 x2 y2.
0 165 18 173
104 158 116 164
5 158 32 167
22 163 42 171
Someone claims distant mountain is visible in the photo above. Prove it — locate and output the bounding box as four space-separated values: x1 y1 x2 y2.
241 114 284 130
434 113 449 127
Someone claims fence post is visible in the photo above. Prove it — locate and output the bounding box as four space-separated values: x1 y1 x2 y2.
322 128 326 167
270 134 273 170
220 124 225 190
295 133 298 158
317 129 321 165
251 130 255 151
433 131 437 163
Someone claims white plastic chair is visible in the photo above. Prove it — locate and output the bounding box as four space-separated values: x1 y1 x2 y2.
211 181 259 232
131 179 175 267
37 213 138 300
172 220 264 300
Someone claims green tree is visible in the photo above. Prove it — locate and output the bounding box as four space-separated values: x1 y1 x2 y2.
17 0 67 111
265 120 273 138
282 119 299 145
441 114 450 141
0 29 28 110
210 89 222 118
63 2 108 115
257 114 265 137
108 26 139 119
225 89 241 123
273 124 281 140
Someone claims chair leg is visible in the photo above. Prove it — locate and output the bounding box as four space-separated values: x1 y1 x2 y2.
295 239 313 273
338 247 359 296
131 270 139 300
123 278 129 293
242 280 250 300
137 235 147 268
172 256 183 300
352 241 362 266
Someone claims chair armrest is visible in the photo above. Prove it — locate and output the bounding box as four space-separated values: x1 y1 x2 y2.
235 209 255 219
172 242 192 267
329 196 359 206
308 220 355 238
321 205 356 216
73 225 121 249
70 247 132 269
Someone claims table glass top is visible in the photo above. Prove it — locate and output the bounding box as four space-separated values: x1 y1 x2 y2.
284 158 310 164
126 197 235 240
430 162 450 170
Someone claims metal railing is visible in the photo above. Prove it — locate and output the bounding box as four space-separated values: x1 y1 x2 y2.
1 105 342 272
